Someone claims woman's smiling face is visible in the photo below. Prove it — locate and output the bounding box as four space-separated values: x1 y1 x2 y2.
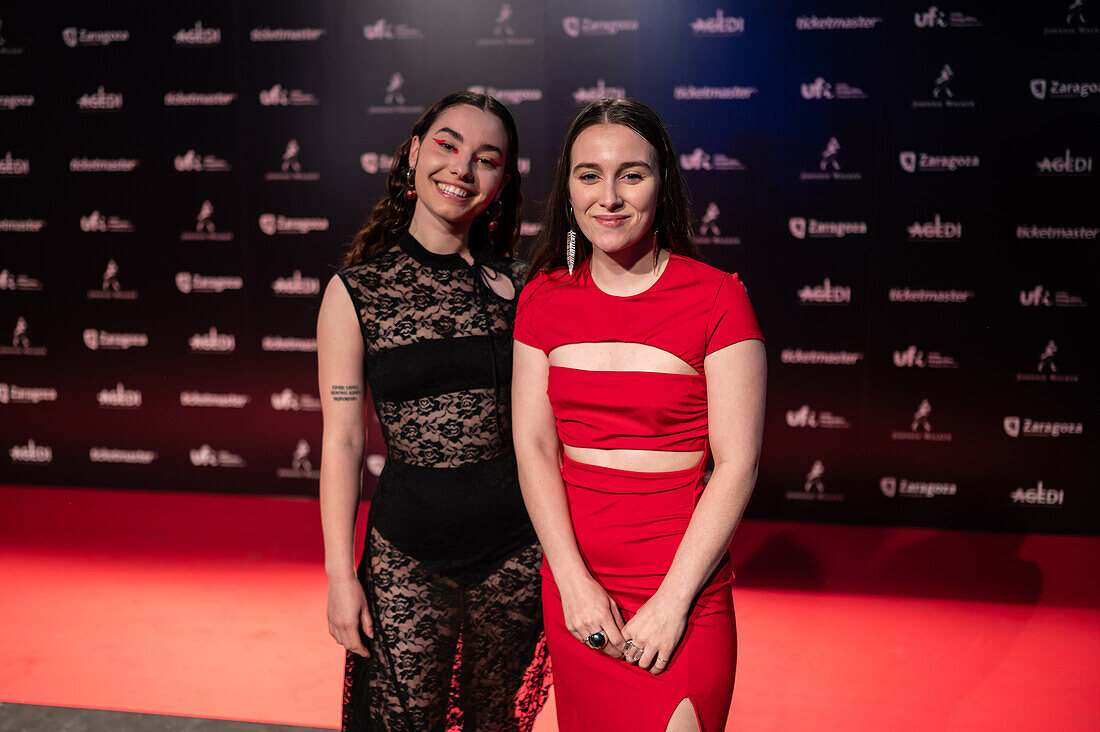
408 104 510 226
567 123 661 257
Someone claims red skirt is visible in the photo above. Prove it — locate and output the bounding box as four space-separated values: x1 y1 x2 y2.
543 454 737 732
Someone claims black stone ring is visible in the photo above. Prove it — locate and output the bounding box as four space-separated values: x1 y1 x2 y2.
584 631 607 650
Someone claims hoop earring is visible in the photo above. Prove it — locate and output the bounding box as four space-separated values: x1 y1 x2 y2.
405 168 417 201
485 199 503 233
566 205 577 275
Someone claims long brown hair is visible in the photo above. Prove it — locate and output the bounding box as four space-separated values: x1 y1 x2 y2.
526 97 697 281
342 91 523 268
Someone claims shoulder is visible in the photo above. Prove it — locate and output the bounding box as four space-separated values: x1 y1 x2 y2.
338 244 402 285
668 253 756 292
670 253 741 288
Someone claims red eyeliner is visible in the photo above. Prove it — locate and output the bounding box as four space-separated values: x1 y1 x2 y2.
432 138 457 153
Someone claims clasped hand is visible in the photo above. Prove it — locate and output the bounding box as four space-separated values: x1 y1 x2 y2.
561 575 687 674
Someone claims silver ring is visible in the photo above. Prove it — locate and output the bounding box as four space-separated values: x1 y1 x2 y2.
656 656 669 664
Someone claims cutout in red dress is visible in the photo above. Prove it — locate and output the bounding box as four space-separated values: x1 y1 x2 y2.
515 254 763 731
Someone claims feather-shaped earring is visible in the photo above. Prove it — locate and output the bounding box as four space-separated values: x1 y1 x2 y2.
566 229 576 275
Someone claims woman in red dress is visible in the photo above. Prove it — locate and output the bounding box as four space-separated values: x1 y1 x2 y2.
512 98 766 731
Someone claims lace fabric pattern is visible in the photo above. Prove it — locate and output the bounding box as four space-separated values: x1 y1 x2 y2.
337 235 547 731
375 388 510 467
342 529 550 732
340 240 525 469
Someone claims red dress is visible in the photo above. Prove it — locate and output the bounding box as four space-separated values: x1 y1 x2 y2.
514 254 763 731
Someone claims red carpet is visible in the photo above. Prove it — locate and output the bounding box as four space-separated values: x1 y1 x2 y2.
1 485 1097 730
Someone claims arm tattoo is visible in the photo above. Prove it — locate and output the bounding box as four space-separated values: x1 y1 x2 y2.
329 384 362 402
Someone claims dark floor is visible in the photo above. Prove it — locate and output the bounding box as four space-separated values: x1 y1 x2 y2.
0 704 333 732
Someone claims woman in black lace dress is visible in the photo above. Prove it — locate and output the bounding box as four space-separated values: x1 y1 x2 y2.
317 92 548 731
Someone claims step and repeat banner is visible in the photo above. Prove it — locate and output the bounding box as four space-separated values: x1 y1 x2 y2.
1 1 1096 534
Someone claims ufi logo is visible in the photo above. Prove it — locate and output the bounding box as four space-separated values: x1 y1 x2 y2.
1019 285 1052 307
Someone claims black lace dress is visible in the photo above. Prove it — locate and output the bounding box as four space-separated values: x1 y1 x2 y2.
336 232 549 732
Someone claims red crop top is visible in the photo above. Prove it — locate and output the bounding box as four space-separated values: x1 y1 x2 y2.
513 254 763 453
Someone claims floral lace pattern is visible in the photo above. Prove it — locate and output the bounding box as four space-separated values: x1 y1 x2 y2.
339 241 526 469
342 529 550 732
375 388 510 467
338 236 547 731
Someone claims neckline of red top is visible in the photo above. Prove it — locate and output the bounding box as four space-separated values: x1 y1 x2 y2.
581 251 676 299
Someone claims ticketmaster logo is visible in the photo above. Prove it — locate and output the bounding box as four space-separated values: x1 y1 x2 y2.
674 85 757 100
888 287 974 303
780 348 864 365
164 91 236 106
90 447 157 464
261 335 317 352
179 391 251 408
795 15 881 30
70 157 139 172
1015 225 1099 240
0 219 45 232
250 27 325 42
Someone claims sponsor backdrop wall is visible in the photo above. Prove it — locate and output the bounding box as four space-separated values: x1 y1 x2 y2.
1 2 1096 534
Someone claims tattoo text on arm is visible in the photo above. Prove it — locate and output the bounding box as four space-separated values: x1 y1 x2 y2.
329 384 362 402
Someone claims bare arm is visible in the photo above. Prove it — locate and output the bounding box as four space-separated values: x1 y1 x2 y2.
512 340 585 582
512 339 627 656
317 274 371 655
623 338 767 672
656 338 766 605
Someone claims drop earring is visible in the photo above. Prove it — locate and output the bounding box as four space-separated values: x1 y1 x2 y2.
486 199 503 233
566 204 577 275
405 168 417 201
